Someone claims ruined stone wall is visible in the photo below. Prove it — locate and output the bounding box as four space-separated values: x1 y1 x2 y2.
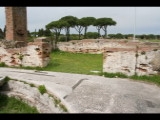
57 39 140 54
57 39 103 54
103 42 160 76
0 38 51 67
58 39 160 76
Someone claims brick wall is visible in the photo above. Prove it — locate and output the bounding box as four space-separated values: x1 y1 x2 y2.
0 38 51 67
5 7 27 42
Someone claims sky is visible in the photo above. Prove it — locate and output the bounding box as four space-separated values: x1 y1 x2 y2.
0 7 160 35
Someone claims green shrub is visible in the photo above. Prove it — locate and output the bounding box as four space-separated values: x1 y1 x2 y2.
38 85 47 95
59 36 66 42
0 62 6 67
4 76 10 82
103 72 128 78
86 32 100 39
29 83 35 87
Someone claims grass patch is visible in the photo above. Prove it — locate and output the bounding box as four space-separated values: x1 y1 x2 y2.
38 85 47 95
103 72 160 86
0 94 38 113
45 51 103 75
129 75 160 86
20 51 103 75
139 39 160 42
103 72 128 78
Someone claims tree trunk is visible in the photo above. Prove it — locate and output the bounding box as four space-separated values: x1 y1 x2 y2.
104 26 107 38
66 27 70 41
96 26 101 38
84 27 88 39
79 32 81 40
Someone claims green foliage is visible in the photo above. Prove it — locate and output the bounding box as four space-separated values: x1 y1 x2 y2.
19 54 24 61
17 51 102 75
80 17 96 27
103 72 128 78
4 76 10 83
38 85 47 95
129 75 160 86
59 104 68 112
60 16 78 41
44 51 103 75
86 32 100 39
0 62 6 67
59 36 66 42
70 34 81 40
103 72 160 86
77 17 96 39
54 99 61 107
37 28 44 37
60 16 78 27
44 29 52 36
0 94 38 113
21 66 43 71
115 33 124 39
29 83 35 87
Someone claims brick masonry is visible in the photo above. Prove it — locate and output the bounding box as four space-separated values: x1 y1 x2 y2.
0 38 51 67
5 7 27 42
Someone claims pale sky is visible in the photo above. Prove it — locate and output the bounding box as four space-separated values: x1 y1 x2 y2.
0 7 160 35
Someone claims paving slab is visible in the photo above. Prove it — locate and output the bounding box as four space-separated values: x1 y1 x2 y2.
0 67 160 113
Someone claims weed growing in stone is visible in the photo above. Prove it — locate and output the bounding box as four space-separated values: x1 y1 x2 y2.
103 72 128 78
54 98 61 107
0 62 6 67
38 85 47 95
141 51 146 55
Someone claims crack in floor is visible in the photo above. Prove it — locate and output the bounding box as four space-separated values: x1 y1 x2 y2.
9 71 55 77
63 78 88 99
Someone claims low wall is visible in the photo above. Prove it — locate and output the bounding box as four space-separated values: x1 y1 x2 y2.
57 39 141 54
0 38 51 67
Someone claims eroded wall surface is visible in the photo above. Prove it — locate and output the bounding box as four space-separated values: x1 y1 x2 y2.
0 38 51 67
103 41 160 76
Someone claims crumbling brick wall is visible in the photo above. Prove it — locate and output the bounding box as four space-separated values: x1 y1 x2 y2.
0 38 51 67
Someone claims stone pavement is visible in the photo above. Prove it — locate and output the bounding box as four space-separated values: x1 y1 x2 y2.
0 67 160 113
